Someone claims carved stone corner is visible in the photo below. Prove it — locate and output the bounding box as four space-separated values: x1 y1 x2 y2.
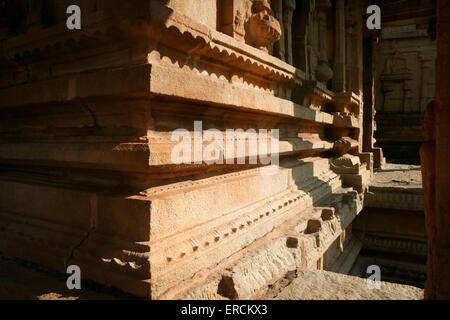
331 153 370 192
332 91 362 115
331 154 361 174
332 138 354 156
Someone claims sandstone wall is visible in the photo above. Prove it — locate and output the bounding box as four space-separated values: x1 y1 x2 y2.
0 0 375 299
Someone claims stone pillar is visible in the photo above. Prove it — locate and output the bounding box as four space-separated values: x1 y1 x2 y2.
419 54 434 112
422 0 450 300
345 3 360 94
315 0 333 83
356 1 364 98
272 0 285 61
363 36 383 169
333 0 346 92
291 0 312 73
403 79 413 113
283 0 296 65
354 0 364 152
362 0 384 169
272 0 296 64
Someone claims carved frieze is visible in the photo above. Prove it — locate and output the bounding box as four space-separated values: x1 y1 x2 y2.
220 0 281 52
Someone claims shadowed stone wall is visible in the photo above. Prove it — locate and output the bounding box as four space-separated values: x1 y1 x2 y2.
374 24 436 164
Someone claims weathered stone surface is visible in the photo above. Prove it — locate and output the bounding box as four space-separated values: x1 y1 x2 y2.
217 237 296 299
373 24 436 164
174 187 366 300
271 269 423 300
0 0 444 301
364 164 424 211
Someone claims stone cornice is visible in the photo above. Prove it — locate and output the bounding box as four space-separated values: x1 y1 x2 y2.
0 3 304 86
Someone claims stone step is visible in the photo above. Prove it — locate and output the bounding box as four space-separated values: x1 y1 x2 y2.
175 188 364 300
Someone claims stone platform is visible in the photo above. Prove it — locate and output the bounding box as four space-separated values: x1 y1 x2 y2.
364 164 423 211
268 269 423 300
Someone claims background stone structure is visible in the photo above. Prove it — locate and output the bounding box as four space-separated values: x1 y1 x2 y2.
373 24 436 164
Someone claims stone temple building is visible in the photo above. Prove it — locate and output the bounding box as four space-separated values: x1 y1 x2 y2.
0 0 448 300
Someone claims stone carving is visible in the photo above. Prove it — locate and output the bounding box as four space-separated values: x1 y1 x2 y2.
234 9 246 40
244 0 282 51
332 137 354 156
220 0 281 52
330 155 361 174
